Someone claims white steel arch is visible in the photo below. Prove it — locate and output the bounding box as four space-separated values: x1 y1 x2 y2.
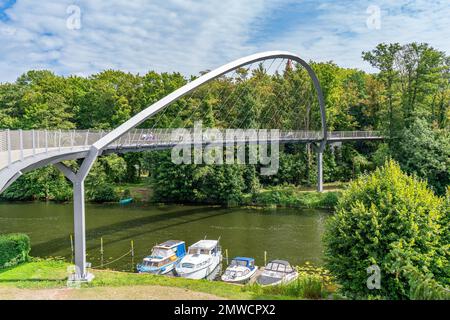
93 50 328 152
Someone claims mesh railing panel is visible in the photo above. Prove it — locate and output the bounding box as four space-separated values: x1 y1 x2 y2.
0 129 382 170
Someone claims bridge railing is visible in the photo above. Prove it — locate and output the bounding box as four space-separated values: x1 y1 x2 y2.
0 129 383 170
328 131 382 139
0 129 106 168
108 129 328 147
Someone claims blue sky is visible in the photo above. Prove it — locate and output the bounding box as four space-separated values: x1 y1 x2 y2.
0 0 449 82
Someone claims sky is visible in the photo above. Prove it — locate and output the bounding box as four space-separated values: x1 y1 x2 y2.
0 0 449 82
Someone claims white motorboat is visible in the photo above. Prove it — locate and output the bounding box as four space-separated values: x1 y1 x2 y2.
175 239 222 280
256 260 298 286
221 257 258 284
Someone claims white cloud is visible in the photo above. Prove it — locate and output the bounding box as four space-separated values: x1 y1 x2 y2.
262 0 450 72
0 0 279 81
0 0 448 82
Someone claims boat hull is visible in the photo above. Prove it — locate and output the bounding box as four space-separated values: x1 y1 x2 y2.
256 271 298 286
221 267 258 284
137 260 178 275
176 255 222 280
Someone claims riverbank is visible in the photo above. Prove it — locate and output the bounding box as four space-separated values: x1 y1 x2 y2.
241 187 341 209
1 179 344 210
118 182 344 209
0 259 334 300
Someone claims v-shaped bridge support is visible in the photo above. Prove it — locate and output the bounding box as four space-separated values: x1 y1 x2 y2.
54 148 99 282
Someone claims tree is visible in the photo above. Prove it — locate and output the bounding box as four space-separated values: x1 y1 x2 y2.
85 160 119 202
324 160 447 299
392 118 450 195
0 166 72 201
363 43 402 137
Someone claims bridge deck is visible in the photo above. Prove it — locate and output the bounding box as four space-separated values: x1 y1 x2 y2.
0 129 383 187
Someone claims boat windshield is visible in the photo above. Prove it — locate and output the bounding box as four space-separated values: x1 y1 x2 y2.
188 248 210 255
142 261 158 267
266 262 293 273
230 259 250 267
151 248 173 258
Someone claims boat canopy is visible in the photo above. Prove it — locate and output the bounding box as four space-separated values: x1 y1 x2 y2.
156 240 185 249
233 257 255 263
265 260 294 273
150 247 175 259
147 240 186 259
231 257 255 268
189 240 218 250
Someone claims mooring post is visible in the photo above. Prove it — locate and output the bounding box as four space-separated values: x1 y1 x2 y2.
225 248 228 265
100 237 104 268
130 240 135 272
264 251 267 266
70 234 74 263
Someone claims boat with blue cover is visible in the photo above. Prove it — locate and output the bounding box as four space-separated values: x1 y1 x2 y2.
137 240 186 275
221 257 258 284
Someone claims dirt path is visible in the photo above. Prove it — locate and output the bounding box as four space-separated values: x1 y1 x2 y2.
0 285 225 300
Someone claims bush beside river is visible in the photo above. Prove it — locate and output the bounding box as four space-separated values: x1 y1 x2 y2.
118 182 342 209
241 186 341 209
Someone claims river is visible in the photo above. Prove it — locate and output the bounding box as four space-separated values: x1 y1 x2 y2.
0 202 330 271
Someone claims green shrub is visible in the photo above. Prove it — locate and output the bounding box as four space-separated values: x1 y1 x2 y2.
0 234 31 268
245 273 327 299
403 265 450 300
250 185 340 208
89 182 119 202
324 160 447 299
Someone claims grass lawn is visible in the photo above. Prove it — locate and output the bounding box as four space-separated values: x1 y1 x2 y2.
0 259 294 299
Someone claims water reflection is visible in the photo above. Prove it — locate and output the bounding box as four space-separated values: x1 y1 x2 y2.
0 202 330 271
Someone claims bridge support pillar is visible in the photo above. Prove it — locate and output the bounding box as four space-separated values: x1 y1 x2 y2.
54 149 99 282
317 150 323 192
72 179 92 282
313 142 326 193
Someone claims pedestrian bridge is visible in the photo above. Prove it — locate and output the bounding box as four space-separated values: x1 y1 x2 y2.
0 51 385 281
0 128 382 193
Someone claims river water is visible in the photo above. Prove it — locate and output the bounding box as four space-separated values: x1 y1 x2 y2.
0 202 330 271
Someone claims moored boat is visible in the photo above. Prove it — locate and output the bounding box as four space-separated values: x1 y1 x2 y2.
256 260 298 286
119 198 133 205
175 239 222 280
221 257 258 284
137 240 186 275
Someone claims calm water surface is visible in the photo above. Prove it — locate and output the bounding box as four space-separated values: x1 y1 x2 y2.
0 202 330 271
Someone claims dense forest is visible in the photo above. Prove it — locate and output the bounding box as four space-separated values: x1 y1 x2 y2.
0 42 448 203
